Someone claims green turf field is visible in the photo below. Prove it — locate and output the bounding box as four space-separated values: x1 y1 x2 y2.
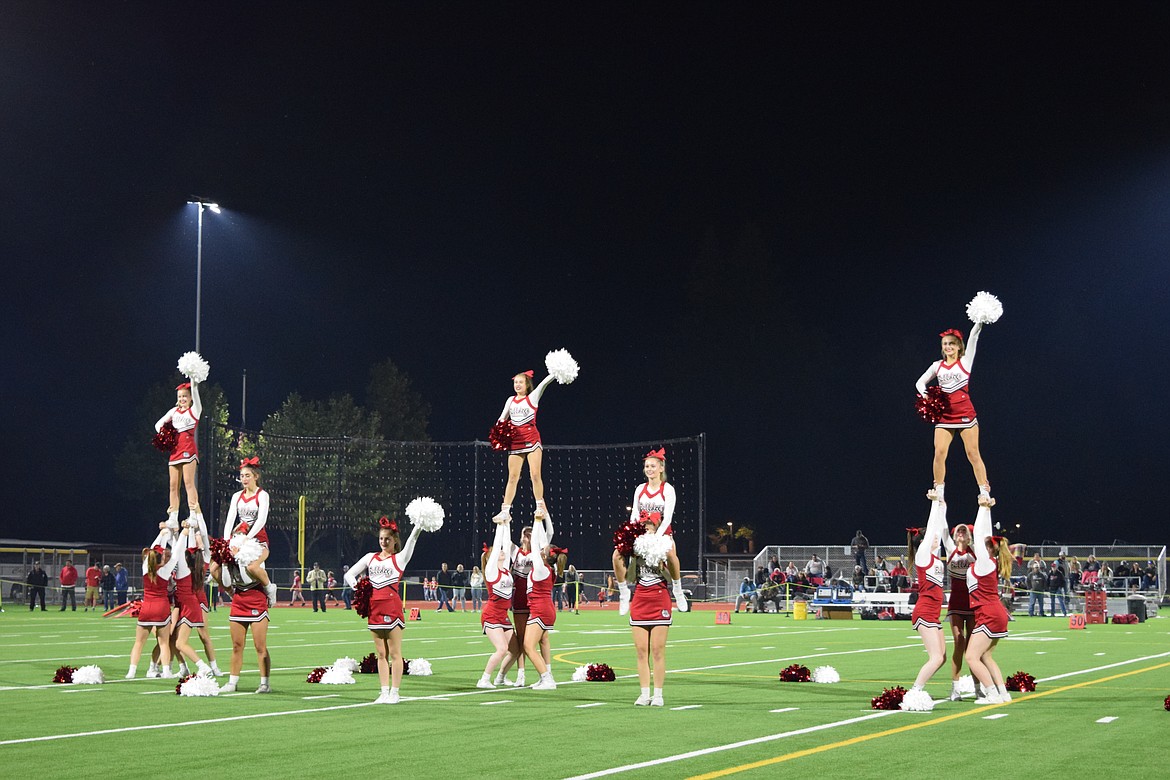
2 606 1167 779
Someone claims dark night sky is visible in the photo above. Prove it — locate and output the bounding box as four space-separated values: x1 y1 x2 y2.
2 2 1169 552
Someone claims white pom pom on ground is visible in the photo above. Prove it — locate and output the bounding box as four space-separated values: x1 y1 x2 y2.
405 497 445 532
320 666 356 685
72 665 105 685
572 665 589 683
812 666 840 684
966 291 1003 324
898 688 935 711
956 674 976 695
177 351 210 383
545 348 579 385
179 675 220 697
333 657 359 673
407 659 433 676
633 534 673 568
230 535 264 566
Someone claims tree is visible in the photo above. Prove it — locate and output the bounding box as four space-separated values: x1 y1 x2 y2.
365 358 431 441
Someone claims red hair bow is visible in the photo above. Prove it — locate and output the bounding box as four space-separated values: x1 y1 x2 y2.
175 382 191 390
482 542 491 553
240 456 260 469
522 370 534 377
151 545 166 554
905 527 921 535
645 447 666 461
378 516 398 532
550 546 569 556
991 535 1006 545
938 328 964 342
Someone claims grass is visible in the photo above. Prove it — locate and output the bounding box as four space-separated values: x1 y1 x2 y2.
2 604 1168 779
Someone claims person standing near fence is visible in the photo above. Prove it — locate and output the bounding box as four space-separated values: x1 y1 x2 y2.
469 565 485 611
435 562 454 613
851 530 870 574
307 563 327 612
27 562 47 611
100 565 115 611
57 560 78 611
563 564 581 613
84 560 102 611
114 562 129 606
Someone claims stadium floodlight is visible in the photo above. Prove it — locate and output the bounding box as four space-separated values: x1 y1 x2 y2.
186 197 223 352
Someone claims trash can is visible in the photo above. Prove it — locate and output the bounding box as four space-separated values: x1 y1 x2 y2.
1126 597 1147 622
793 600 808 620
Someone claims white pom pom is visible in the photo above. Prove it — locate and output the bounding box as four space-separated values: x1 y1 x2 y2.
406 658 433 676
333 657 359 673
956 674 976 695
571 665 589 683
230 534 264 566
899 688 935 712
966 291 1003 324
320 666 356 685
811 666 840 684
177 351 210 383
545 348 579 385
405 497 445 532
179 675 220 697
633 534 673 568
72 665 104 685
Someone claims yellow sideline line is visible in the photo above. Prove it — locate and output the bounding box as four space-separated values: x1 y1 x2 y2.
686 660 1170 779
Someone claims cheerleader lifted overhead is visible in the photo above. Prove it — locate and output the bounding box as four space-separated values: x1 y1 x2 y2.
490 349 578 523
154 352 210 535
916 292 1003 506
614 448 687 615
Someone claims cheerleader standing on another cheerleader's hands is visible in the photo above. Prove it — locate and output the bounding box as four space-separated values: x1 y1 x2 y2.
156 380 205 533
493 369 556 523
345 517 424 704
614 449 687 616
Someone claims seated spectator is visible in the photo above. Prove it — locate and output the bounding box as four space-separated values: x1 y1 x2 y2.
851 565 866 592
805 555 825 585
1140 561 1158 591
1083 555 1101 573
754 566 769 587
1099 563 1113 590
1068 556 1082 590
890 558 908 591
755 581 781 612
769 568 784 585
735 577 757 613
1114 561 1132 589
785 561 799 580
874 566 890 592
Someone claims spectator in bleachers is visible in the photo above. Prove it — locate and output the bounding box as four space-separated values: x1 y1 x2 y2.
735 577 756 613
756 580 781 612
754 566 768 587
1026 562 1047 616
851 565 867 592
1068 557 1082 590
1047 563 1068 616
1083 555 1100 573
806 555 825 585
1030 552 1045 570
1113 561 1132 590
1140 561 1158 592
890 558 908 591
768 554 781 572
785 562 799 580
851 530 870 573
874 565 890 592
1098 562 1113 590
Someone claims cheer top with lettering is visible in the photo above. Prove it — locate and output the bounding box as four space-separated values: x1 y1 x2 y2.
629 482 677 534
224 489 269 545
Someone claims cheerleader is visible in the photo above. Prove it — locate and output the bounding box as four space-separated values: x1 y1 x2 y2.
615 449 687 616
965 505 1013 704
495 524 533 687
219 458 278 607
916 325 994 506
155 381 206 531
477 520 517 688
517 517 558 690
125 529 180 679
942 521 977 700
345 517 423 704
171 527 214 677
629 510 673 706
214 548 272 694
902 500 948 709
492 369 556 522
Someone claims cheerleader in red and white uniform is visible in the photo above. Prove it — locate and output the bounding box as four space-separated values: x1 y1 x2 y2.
345 517 424 704
916 325 994 507
170 527 214 677
219 458 278 607
965 505 1012 704
942 521 977 700
629 510 673 707
214 545 272 694
495 523 533 687
902 500 948 708
155 381 206 532
518 517 558 690
492 369 556 523
615 449 687 615
125 529 180 679
477 520 517 689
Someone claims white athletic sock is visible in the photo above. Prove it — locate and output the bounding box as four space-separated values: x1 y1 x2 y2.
641 687 650 698
653 687 663 698
127 664 137 676
228 675 240 686
390 686 399 695
178 663 190 676
147 662 158 673
211 662 223 674
979 483 991 497
259 676 269 686
381 685 390 695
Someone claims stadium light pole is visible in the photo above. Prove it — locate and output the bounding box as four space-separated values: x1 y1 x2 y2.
186 198 221 353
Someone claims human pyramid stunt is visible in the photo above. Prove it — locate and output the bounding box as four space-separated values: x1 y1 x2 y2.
901 291 1008 711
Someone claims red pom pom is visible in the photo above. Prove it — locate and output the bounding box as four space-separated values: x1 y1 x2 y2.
586 663 616 682
306 667 326 684
352 577 373 619
612 519 646 557
174 674 195 694
1164 694 1170 711
209 537 236 567
359 653 378 674
915 386 947 424
152 422 179 453
779 664 811 682
1006 671 1036 692
871 686 908 710
489 420 515 452
53 665 77 684
401 658 411 676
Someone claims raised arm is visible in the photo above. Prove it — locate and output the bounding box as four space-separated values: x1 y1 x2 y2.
971 505 994 575
962 322 984 372
190 381 203 420
529 521 550 581
527 374 555 407
485 521 512 581
916 362 941 397
916 500 948 568
157 531 182 580
655 483 677 536
344 553 376 587
396 526 424 569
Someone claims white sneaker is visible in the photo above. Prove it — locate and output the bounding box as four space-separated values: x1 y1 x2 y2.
494 675 509 687
477 677 496 689
375 691 394 704
619 589 631 616
531 677 557 690
266 583 278 607
124 670 136 679
634 693 651 706
255 683 271 694
650 695 664 707
178 664 190 677
211 665 224 677
534 500 546 519
673 588 688 612
492 508 512 524
145 668 160 679
513 671 525 688
948 684 963 702
974 691 1003 705
218 682 237 693
160 669 176 679
389 690 400 704
999 689 1012 702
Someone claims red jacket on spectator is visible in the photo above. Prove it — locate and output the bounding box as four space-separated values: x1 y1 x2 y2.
60 564 78 587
